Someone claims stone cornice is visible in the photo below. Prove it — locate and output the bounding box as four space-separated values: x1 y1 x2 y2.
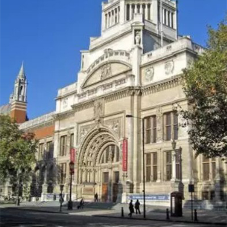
56 90 77 101
21 120 54 132
142 74 182 96
72 86 140 112
90 27 131 51
54 110 75 120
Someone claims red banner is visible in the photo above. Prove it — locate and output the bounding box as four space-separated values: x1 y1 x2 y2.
122 138 128 172
70 148 75 163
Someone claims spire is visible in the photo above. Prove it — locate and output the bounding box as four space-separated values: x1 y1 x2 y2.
18 62 26 79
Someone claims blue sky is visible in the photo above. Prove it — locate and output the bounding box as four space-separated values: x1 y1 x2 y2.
0 0 226 119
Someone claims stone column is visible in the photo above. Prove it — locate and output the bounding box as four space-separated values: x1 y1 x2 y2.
131 40 143 86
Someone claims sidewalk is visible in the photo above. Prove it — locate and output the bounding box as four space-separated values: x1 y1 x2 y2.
1 202 226 225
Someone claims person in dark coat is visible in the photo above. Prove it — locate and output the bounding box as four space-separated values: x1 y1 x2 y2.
135 199 141 214
78 198 84 209
94 193 98 202
128 200 134 217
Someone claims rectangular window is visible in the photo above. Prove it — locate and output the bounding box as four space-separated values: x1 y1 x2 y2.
103 172 109 183
168 11 170 27
145 115 157 144
165 112 171 141
211 158 216 179
114 171 119 183
39 143 44 160
171 13 174 28
148 4 151 20
173 112 178 140
70 133 74 149
164 112 178 141
142 4 145 20
146 153 151 182
46 141 53 159
176 150 182 180
152 152 158 181
60 135 67 156
164 9 167 25
202 156 210 180
166 151 172 181
60 163 66 184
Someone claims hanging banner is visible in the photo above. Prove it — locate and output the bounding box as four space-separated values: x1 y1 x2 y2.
70 148 75 163
122 138 128 172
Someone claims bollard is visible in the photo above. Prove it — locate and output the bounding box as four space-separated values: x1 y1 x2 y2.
194 209 198 222
121 207 124 217
166 208 170 220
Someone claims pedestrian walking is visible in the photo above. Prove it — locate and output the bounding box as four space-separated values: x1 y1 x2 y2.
128 200 134 217
78 198 84 209
135 199 141 214
94 193 98 202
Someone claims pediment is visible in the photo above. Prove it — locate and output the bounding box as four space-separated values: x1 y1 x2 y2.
82 61 131 88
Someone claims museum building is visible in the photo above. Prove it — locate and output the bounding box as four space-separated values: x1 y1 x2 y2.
1 0 226 206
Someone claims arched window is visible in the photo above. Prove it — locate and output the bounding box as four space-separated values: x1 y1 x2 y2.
100 145 120 164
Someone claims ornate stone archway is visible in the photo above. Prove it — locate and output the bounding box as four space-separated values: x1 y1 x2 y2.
77 126 121 202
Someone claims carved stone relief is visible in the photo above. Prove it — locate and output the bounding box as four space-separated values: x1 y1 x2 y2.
78 123 95 144
100 63 112 80
165 60 174 75
104 118 121 138
156 107 163 142
145 67 154 82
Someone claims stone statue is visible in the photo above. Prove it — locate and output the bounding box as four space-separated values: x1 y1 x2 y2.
135 31 141 45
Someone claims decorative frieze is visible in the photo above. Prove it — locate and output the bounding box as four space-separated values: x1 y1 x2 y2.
142 75 182 96
115 78 126 86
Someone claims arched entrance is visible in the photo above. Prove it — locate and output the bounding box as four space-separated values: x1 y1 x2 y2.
77 127 121 202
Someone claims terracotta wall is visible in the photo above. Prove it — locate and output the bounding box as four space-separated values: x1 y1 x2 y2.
10 109 26 123
32 124 55 140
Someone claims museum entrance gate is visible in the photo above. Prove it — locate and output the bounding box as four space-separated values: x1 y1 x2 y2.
78 127 121 202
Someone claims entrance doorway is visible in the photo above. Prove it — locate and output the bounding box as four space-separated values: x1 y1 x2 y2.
102 172 109 202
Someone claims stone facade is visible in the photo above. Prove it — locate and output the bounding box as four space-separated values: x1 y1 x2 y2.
1 0 226 207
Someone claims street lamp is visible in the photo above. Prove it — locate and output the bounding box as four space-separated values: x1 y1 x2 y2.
68 161 74 210
126 114 146 219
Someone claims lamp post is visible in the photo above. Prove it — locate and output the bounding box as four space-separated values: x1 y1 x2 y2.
126 114 146 219
68 161 74 210
59 184 64 212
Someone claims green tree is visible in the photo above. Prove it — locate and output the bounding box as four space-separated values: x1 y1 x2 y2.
182 18 227 158
0 115 37 184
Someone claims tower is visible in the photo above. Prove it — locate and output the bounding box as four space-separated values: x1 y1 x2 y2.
10 63 28 123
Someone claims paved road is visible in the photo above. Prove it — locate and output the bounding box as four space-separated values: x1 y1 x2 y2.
0 207 218 227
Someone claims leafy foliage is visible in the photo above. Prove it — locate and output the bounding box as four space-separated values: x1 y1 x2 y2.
0 115 37 184
182 18 227 158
